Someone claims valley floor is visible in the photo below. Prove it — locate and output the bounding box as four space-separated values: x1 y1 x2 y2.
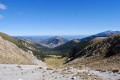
0 64 120 80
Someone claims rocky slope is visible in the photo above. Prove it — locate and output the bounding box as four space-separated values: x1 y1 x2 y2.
66 33 120 70
0 35 46 66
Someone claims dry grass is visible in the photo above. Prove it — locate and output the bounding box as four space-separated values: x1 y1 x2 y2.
16 66 22 68
64 54 120 71
44 55 67 68
74 72 103 80
0 36 37 65
73 39 80 43
46 68 53 70
67 34 120 71
90 37 107 43
60 71 74 75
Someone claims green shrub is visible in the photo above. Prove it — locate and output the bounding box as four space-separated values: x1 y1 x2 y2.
46 68 53 70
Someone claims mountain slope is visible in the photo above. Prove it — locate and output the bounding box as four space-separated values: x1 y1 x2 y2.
53 39 80 56
39 36 69 48
0 36 46 66
81 30 120 40
66 33 120 70
0 32 36 51
0 32 53 61
0 32 48 51
53 30 120 57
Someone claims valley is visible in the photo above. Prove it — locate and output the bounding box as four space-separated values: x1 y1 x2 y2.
1 0 120 79
0 30 120 80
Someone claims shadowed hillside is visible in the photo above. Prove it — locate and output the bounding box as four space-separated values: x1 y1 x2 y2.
65 33 120 70
53 30 120 57
53 39 81 57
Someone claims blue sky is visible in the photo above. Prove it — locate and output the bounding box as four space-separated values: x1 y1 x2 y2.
0 0 120 36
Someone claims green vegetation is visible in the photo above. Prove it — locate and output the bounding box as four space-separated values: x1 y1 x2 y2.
53 40 81 57
38 67 43 69
73 39 80 43
44 55 67 68
70 40 90 58
52 39 91 60
16 65 22 68
46 68 53 70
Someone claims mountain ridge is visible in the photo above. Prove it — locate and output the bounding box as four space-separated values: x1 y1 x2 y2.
81 30 120 40
66 33 120 70
38 36 69 48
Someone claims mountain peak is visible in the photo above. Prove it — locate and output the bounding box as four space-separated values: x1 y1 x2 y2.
107 30 113 31
105 30 120 32
53 36 62 39
39 36 69 48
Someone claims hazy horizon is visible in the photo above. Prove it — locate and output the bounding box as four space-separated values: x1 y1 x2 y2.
8 30 120 36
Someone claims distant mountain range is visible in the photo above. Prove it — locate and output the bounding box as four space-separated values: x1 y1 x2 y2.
14 35 88 41
38 36 69 48
15 36 53 41
15 36 69 48
14 35 88 48
81 30 120 40
14 30 120 49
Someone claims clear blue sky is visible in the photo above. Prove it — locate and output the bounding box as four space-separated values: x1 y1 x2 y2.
0 0 120 36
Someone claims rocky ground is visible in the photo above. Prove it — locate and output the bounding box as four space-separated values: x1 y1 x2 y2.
0 64 120 80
